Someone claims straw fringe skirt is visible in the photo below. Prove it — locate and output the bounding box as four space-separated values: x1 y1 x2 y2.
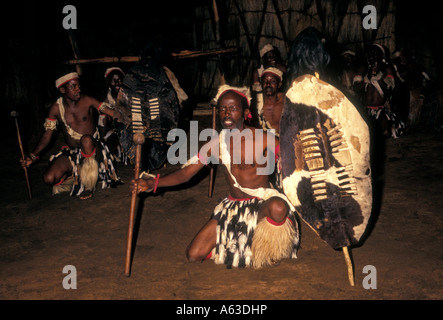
211 196 299 269
49 140 121 197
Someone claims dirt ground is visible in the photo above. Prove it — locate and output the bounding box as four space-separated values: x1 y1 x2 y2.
0 113 442 302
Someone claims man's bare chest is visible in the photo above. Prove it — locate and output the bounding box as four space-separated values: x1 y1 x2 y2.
263 103 283 122
227 144 266 170
62 106 94 126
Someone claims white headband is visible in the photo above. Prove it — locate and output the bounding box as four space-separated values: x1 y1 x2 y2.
55 72 79 89
373 44 385 56
261 67 283 80
104 67 125 79
213 85 252 107
341 50 356 56
260 44 274 58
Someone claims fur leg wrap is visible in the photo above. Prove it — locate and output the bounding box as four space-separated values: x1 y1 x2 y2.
78 156 99 192
252 217 297 269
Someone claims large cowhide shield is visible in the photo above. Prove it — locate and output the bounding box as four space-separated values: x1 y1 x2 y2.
115 61 180 170
280 74 372 249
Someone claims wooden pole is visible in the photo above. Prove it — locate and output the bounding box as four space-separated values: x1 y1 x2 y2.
342 246 355 286
64 56 140 65
207 0 223 198
271 0 290 53
208 104 217 198
11 111 32 200
212 0 225 85
233 0 256 82
171 47 237 59
212 0 221 42
63 48 237 65
67 29 82 75
125 134 144 276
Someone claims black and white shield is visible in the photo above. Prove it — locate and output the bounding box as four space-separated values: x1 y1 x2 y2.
280 75 372 249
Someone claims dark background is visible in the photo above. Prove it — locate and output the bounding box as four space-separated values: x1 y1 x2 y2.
1 0 441 143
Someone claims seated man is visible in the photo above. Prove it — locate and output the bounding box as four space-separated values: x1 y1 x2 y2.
21 72 123 199
99 67 126 162
131 86 300 269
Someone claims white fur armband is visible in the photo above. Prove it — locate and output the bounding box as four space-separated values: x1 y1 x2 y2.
97 102 113 113
181 154 200 168
383 75 395 90
353 75 363 84
43 118 57 131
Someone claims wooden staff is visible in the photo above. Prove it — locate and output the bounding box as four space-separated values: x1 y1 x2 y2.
11 111 32 200
125 133 144 276
125 96 145 276
208 0 224 198
208 104 217 198
342 246 355 286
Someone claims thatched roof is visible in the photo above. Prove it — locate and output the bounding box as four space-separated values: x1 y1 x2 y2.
193 0 396 96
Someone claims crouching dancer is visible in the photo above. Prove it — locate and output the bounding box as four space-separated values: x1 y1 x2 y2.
21 72 123 199
131 86 300 269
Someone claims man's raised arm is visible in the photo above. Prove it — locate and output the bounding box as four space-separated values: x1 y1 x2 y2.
90 96 127 124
